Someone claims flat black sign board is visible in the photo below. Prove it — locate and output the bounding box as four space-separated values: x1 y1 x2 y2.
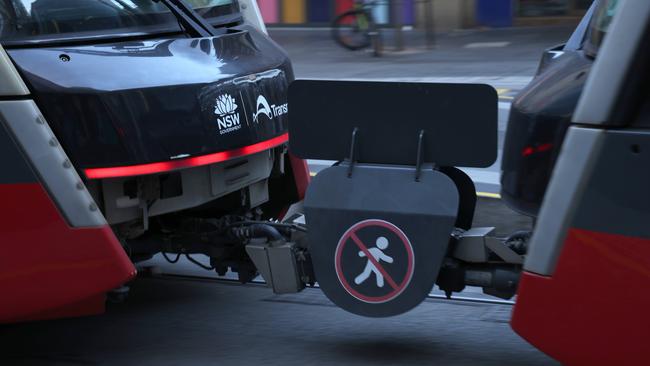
288 80 498 168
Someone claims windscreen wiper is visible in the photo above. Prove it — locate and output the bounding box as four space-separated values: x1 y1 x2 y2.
154 0 220 38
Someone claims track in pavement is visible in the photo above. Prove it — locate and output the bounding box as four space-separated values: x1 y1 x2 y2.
156 273 516 306
0 275 555 366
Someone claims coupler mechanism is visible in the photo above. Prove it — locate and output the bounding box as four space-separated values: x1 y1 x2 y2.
245 210 314 294
279 80 507 317
438 227 525 300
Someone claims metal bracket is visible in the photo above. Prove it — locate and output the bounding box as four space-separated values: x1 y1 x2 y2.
415 129 425 182
452 227 524 265
347 128 427 181
347 127 359 178
485 237 524 264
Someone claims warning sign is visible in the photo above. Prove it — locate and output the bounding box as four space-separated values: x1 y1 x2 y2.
335 219 415 304
304 163 457 316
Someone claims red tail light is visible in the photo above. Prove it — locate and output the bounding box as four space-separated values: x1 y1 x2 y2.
522 143 554 157
84 133 289 179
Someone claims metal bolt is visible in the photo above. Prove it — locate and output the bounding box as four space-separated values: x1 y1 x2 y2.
89 203 98 212
62 160 72 169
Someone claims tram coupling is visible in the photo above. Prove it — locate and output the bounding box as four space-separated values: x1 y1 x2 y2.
245 80 529 317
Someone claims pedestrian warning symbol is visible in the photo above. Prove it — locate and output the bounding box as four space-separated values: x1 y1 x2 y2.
304 163 458 316
335 219 415 303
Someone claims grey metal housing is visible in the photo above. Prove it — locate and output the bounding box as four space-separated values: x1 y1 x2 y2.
0 100 107 228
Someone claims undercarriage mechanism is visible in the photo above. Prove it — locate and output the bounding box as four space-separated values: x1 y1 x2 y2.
125 212 311 286
438 227 528 300
250 80 529 317
85 144 310 286
104 80 529 318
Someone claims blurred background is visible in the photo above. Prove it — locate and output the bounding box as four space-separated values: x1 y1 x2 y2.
259 0 591 29
266 0 595 198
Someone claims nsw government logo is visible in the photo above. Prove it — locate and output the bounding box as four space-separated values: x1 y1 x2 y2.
214 94 241 135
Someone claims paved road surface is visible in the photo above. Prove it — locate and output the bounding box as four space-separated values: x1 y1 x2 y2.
270 26 574 192
1 277 557 366
0 195 542 366
270 26 572 79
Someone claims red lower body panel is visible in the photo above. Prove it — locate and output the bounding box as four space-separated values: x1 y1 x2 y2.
511 228 650 365
289 153 311 200
0 183 136 323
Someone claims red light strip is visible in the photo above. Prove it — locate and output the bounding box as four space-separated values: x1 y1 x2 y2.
522 146 535 157
84 133 289 179
522 142 554 157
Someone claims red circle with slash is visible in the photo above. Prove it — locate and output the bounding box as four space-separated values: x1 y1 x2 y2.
335 219 415 303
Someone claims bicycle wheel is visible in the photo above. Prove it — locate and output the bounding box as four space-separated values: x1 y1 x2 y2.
331 10 373 51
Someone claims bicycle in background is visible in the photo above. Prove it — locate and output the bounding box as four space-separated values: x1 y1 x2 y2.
331 0 383 56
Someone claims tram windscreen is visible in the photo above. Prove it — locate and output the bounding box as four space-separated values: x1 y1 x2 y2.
0 0 238 43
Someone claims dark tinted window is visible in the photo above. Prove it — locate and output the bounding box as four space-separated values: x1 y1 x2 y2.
584 0 620 56
190 0 238 20
0 0 237 42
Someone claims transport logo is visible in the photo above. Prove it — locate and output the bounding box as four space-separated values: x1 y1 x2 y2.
253 95 272 122
253 95 288 122
214 94 241 135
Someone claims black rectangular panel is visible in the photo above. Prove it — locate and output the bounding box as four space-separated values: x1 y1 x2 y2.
0 118 36 184
288 80 498 167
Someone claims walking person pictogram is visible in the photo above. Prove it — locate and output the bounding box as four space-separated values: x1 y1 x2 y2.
354 236 394 287
335 219 414 303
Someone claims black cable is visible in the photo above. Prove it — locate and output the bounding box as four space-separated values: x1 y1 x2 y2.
185 254 215 270
162 251 181 263
225 220 307 233
248 224 285 242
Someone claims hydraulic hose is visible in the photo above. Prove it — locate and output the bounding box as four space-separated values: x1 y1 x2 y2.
247 224 285 242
